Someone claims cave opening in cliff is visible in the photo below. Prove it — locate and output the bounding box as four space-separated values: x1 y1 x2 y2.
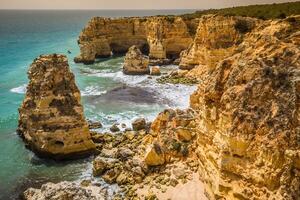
166 51 180 60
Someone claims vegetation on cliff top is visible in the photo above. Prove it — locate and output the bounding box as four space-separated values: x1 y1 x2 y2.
182 1 300 20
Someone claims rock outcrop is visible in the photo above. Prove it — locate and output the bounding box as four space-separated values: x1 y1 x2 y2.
179 15 257 70
75 16 193 64
18 54 95 159
23 181 105 200
150 15 300 199
123 46 150 75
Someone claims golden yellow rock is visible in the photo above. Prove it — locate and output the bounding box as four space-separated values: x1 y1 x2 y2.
176 128 192 142
18 54 95 159
123 46 150 75
144 143 165 166
188 15 300 200
150 66 161 76
147 15 300 199
75 16 193 64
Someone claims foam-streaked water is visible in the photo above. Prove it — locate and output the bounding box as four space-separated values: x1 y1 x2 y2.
0 10 197 199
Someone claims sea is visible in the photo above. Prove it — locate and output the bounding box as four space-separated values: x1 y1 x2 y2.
0 10 197 199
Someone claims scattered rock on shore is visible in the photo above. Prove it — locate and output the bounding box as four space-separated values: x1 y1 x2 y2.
132 118 146 131
110 124 120 132
88 120 103 129
150 66 161 76
23 181 105 200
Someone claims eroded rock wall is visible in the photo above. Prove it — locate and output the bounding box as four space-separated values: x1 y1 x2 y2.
75 16 193 64
191 16 300 200
179 15 257 70
18 54 95 159
150 15 300 199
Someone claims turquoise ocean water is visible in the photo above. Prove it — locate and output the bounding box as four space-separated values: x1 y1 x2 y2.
0 10 197 199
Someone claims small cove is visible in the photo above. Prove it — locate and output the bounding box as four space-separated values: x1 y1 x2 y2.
0 9 197 199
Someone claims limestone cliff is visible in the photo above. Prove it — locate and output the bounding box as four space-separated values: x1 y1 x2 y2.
179 15 257 70
75 16 193 64
150 15 300 199
18 54 95 159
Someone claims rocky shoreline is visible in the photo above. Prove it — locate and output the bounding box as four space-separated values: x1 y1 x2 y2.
17 9 300 200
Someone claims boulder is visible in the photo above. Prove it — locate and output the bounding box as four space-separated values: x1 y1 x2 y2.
110 124 120 132
102 168 120 184
17 54 95 160
176 128 192 142
93 156 118 176
116 172 129 185
123 46 150 75
88 120 103 129
116 147 134 161
150 66 161 76
144 143 165 166
132 118 146 131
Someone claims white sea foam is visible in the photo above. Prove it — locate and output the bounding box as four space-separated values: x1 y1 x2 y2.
81 86 107 96
92 71 149 85
10 84 27 94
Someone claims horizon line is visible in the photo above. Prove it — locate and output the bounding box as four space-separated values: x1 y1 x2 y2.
0 8 201 10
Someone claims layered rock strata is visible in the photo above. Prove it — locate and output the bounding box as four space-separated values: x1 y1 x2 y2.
75 16 193 64
123 45 150 75
179 15 257 70
18 54 95 159
154 15 300 199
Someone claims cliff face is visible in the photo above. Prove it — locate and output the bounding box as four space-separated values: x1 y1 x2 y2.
75 16 193 64
179 15 257 70
18 54 95 159
151 15 300 199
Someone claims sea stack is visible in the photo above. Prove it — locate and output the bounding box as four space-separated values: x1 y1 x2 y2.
18 54 95 159
123 45 150 75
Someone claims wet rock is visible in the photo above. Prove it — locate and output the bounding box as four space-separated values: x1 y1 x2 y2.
91 133 104 143
123 46 150 75
110 124 120 132
132 118 146 131
88 120 103 129
150 66 161 76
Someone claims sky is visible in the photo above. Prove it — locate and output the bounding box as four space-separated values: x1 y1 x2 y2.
0 0 298 9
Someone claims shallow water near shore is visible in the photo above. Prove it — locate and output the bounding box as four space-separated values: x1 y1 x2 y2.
0 9 197 199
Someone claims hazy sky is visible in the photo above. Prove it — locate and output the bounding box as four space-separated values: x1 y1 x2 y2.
0 0 298 9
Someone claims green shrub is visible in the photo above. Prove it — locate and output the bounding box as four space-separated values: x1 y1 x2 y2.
235 20 251 33
180 2 300 20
